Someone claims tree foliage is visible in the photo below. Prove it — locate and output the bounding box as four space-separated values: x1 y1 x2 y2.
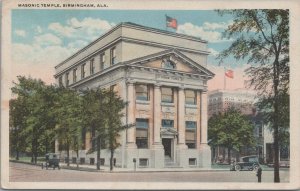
208 108 255 163
55 87 84 167
217 9 289 182
10 76 57 163
10 76 130 171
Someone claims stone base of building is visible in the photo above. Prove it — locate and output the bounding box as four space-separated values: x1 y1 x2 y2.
199 143 211 168
57 144 211 169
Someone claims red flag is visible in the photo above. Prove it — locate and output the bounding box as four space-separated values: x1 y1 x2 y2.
225 70 234 78
166 15 177 29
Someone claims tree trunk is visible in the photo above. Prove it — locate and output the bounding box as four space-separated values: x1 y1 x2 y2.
228 148 231 164
66 145 70 166
110 149 114 171
96 136 101 170
76 150 79 168
222 148 226 163
16 149 19 160
236 150 240 162
273 59 280 183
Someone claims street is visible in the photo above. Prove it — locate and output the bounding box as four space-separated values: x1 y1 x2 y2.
9 162 289 182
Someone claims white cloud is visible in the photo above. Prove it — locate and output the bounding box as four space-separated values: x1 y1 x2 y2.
48 17 115 41
35 26 43 34
177 22 232 43
34 33 62 46
15 30 26 37
67 40 89 50
48 22 75 38
208 48 219 57
203 21 232 30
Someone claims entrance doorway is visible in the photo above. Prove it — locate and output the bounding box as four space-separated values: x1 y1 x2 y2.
162 138 172 157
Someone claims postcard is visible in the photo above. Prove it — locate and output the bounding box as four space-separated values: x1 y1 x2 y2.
1 0 300 190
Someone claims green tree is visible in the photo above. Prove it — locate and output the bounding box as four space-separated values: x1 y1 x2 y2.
10 76 57 163
257 91 290 149
9 98 28 160
217 10 289 182
81 88 106 170
208 108 255 163
55 87 83 167
105 89 126 171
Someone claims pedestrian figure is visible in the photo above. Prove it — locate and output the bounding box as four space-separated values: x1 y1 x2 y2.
256 166 262 182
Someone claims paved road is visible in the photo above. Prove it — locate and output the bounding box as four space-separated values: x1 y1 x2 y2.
10 162 289 182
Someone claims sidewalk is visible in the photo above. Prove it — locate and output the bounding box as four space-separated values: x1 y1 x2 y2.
59 162 227 173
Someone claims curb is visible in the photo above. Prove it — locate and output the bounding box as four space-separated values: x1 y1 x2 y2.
10 160 288 173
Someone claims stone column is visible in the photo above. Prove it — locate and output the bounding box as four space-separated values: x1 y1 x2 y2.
126 82 136 148
153 84 162 146
177 87 187 148
176 87 188 168
199 91 211 168
196 90 201 149
200 91 208 144
152 84 164 168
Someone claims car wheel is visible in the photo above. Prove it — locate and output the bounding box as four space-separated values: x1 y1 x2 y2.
235 165 241 171
253 165 259 171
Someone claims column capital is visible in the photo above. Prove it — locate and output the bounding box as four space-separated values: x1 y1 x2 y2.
178 86 185 90
126 79 135 86
154 83 161 88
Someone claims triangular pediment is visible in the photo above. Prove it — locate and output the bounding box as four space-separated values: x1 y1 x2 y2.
124 49 214 79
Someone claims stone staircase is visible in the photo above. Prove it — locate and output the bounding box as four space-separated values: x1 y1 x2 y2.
164 155 181 168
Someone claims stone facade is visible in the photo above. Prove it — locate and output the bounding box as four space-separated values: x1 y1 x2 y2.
54 22 214 168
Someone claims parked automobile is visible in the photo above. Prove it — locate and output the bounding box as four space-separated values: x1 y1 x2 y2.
232 155 260 171
41 153 60 170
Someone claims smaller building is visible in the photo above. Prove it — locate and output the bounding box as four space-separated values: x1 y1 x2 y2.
208 89 257 118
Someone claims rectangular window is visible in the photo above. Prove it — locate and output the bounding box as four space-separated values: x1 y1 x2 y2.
189 158 197 166
136 84 149 101
65 72 69 86
81 64 86 79
100 53 105 70
100 158 105 165
186 121 196 149
110 47 116 65
136 118 148 149
80 158 85 164
162 119 174 128
139 158 149 167
73 68 77 83
185 90 197 105
58 76 63 87
90 59 95 75
90 158 95 165
161 87 173 103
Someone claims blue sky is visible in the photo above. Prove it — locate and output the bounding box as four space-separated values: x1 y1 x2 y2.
11 9 247 89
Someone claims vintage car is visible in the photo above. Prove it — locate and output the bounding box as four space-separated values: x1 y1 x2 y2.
41 153 60 170
232 155 260 171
